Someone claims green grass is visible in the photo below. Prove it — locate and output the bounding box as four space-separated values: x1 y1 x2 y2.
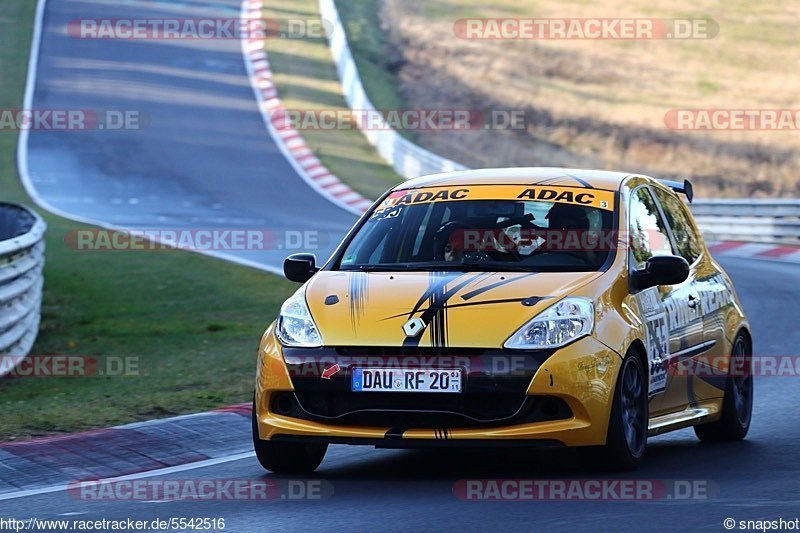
0 0 296 440
334 0 423 146
334 1 407 112
0 0 35 206
263 0 403 199
332 0 800 197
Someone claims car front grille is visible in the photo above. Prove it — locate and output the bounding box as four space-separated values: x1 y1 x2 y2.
275 346 568 429
271 391 572 429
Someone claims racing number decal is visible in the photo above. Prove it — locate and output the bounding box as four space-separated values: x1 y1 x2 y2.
646 313 669 395
637 288 669 396
373 207 402 220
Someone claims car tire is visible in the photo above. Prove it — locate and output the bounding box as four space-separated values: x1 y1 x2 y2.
694 334 753 442
591 351 649 471
252 398 327 474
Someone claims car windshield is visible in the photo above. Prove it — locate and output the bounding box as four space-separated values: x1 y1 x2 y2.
338 185 616 272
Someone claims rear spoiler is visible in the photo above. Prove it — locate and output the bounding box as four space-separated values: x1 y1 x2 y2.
658 179 694 203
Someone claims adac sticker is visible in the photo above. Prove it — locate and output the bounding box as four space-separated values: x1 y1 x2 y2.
377 186 615 211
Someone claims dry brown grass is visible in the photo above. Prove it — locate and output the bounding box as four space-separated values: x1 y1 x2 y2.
378 0 800 197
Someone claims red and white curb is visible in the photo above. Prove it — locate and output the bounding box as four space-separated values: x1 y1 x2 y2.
708 242 800 263
240 0 374 217
0 404 253 499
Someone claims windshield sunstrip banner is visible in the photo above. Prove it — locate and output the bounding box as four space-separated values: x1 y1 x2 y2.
377 186 615 212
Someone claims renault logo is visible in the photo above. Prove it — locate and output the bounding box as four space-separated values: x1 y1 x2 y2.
403 317 426 337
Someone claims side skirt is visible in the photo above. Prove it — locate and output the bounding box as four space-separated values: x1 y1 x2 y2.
647 402 722 437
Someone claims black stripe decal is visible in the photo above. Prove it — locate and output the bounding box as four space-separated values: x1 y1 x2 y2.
348 272 368 331
404 273 489 347
382 297 520 321
432 428 450 440
382 296 548 321
663 340 717 367
425 273 447 348
406 272 476 320
441 297 529 310
563 173 594 188
534 177 565 185
665 340 727 392
460 273 538 301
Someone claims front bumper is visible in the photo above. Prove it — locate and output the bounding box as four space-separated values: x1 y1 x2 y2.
255 327 622 447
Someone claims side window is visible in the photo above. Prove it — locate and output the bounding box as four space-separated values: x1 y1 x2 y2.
629 187 674 269
652 188 703 264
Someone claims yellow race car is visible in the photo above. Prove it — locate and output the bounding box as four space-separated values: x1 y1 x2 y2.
253 168 752 472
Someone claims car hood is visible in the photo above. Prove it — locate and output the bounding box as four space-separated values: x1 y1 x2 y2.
304 270 603 348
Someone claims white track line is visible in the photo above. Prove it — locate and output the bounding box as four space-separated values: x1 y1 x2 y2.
0 452 255 502
16 0 285 276
5 0 269 500
239 0 374 217
3 0 363 500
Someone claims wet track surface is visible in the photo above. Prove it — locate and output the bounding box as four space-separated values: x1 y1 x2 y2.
9 0 800 530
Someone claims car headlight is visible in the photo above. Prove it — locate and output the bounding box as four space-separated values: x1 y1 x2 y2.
275 293 323 348
504 297 594 350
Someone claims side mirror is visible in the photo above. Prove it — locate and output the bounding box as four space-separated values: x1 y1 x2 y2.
284 253 318 283
631 255 689 291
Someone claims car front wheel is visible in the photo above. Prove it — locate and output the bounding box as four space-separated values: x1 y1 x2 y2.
252 398 327 474
592 351 648 471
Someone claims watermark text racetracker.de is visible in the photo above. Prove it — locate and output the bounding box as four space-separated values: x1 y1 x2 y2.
283 355 800 379
453 18 719 40
0 109 144 131
454 479 717 500
68 479 333 502
665 109 800 130
453 479 719 501
67 18 332 40
271 108 527 131
0 355 141 378
0 516 226 532
64 229 325 252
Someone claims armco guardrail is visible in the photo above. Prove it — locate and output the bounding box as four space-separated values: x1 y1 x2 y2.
320 0 799 245
690 200 800 245
319 0 467 179
0 203 46 366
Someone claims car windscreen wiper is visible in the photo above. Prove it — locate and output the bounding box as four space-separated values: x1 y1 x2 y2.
341 262 535 272
460 260 534 272
351 264 411 272
343 263 475 272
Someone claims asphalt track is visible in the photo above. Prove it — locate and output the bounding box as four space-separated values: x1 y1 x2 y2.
20 0 356 272
9 0 800 530
1 257 798 531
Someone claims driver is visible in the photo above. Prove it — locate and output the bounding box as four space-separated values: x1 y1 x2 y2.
546 203 590 231
543 203 595 261
434 221 471 262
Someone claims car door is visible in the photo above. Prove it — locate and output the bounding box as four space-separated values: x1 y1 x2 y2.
628 186 705 416
651 187 730 402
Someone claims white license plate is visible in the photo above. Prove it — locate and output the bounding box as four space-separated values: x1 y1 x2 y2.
351 368 462 393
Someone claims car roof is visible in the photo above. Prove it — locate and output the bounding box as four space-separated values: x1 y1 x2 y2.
394 167 638 192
